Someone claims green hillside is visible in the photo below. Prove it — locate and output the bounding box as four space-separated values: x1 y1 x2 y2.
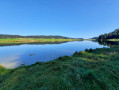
98 29 119 40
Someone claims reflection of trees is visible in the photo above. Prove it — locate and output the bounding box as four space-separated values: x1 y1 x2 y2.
98 41 119 47
0 41 69 47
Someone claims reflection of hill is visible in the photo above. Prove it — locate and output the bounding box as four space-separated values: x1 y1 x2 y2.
0 41 70 47
98 41 119 47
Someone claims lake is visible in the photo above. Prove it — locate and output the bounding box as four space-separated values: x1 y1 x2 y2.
0 40 107 68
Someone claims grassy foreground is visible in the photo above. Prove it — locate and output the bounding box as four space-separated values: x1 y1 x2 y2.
0 38 82 44
0 47 119 89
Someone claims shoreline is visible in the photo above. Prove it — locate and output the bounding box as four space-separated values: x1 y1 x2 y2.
1 46 119 89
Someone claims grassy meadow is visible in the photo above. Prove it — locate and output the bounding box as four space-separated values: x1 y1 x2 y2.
105 39 119 41
0 47 119 89
0 38 82 44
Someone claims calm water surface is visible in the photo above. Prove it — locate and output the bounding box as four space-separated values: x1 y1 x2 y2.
0 41 106 68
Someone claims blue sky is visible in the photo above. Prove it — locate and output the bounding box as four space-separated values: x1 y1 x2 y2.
0 0 119 38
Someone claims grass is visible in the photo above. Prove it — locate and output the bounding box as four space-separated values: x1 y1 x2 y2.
0 38 82 44
0 47 119 89
99 39 119 41
106 39 119 41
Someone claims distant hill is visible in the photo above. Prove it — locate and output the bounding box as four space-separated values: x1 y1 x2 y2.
0 34 72 39
91 37 98 39
98 29 119 40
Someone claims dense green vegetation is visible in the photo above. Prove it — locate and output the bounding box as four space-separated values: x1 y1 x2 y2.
98 29 119 40
0 46 119 89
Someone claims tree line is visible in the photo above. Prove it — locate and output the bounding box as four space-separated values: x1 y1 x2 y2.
98 29 119 40
0 34 70 39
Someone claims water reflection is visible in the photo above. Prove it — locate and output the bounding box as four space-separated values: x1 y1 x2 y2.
0 41 69 47
0 41 106 68
0 56 19 68
98 41 119 47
